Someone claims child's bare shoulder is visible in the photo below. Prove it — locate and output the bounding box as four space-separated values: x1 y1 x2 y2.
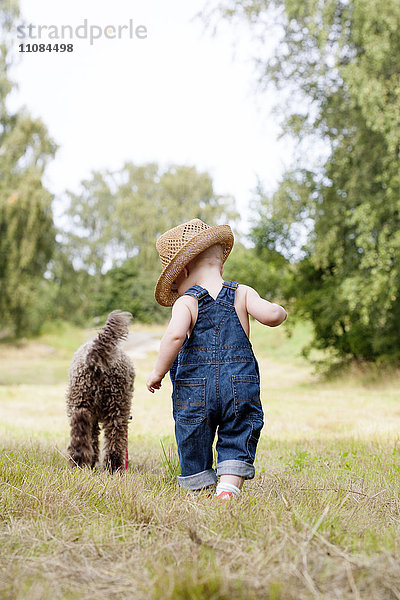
173 294 198 319
235 284 256 303
236 284 287 327
172 295 198 333
173 294 196 311
235 284 263 312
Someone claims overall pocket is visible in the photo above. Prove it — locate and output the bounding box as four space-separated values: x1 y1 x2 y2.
232 374 264 423
173 378 206 424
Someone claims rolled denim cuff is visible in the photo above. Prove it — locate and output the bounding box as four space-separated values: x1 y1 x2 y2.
216 459 255 480
177 468 217 490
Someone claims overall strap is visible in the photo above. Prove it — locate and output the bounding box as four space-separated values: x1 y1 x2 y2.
184 285 209 302
218 280 238 305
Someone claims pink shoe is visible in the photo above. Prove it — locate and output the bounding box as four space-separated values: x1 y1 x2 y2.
214 491 233 500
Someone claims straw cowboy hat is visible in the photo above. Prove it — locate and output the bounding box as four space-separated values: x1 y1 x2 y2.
155 218 234 306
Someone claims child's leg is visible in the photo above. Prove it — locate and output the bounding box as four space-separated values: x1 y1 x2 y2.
215 383 264 499
215 415 263 499
175 416 217 492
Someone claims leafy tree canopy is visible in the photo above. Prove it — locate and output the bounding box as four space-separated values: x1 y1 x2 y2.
215 0 400 363
0 0 57 337
51 163 238 323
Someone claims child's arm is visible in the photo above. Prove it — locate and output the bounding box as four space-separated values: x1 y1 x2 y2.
146 297 192 393
244 286 287 327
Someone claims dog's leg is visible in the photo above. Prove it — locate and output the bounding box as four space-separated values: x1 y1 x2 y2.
67 408 94 468
103 419 128 473
91 420 100 468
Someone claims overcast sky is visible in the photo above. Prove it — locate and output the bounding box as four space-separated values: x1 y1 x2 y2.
10 0 292 231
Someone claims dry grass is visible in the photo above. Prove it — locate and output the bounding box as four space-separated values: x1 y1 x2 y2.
1 322 400 599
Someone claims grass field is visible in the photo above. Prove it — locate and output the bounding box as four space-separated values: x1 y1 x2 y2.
1 320 400 599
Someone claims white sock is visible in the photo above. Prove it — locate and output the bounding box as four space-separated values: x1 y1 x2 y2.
215 482 241 497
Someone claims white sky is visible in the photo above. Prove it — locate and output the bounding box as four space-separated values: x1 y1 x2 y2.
10 0 292 232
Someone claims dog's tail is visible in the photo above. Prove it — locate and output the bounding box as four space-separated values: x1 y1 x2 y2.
87 310 132 370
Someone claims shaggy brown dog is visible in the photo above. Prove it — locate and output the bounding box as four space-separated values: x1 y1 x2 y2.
66 311 135 472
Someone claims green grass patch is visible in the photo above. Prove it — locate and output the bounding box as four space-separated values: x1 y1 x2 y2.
251 319 312 364
1 322 400 598
1 436 400 599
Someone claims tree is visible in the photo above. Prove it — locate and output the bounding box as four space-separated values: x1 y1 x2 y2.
94 257 166 324
55 163 238 321
0 0 57 337
215 0 400 363
64 163 237 274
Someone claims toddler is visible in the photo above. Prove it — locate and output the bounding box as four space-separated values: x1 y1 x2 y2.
147 219 287 499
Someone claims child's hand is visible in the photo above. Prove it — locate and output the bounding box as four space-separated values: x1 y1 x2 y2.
147 370 163 393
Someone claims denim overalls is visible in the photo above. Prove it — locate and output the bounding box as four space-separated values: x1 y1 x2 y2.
170 280 264 490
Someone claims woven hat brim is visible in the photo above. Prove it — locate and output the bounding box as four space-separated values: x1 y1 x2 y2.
155 224 234 306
